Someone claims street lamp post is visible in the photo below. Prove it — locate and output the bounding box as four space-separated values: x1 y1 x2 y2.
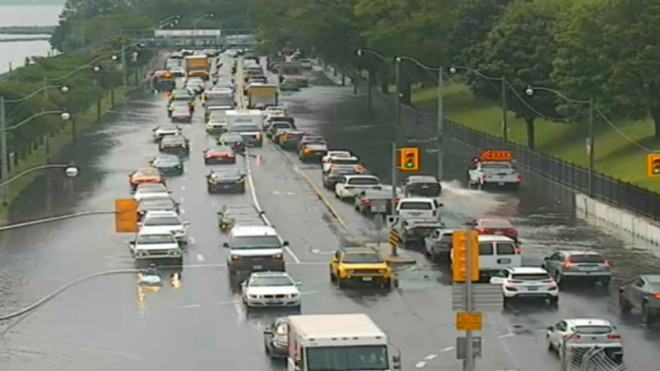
449 66 509 146
158 15 180 30
193 14 214 45
356 48 390 118
525 86 594 196
396 56 444 181
0 163 79 189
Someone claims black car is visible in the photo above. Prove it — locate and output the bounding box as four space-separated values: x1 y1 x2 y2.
150 154 184 175
159 134 190 157
323 168 365 190
403 175 442 197
206 167 246 193
217 132 246 153
263 317 289 358
137 196 180 221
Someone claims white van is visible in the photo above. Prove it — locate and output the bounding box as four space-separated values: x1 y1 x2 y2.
477 235 522 280
396 197 441 222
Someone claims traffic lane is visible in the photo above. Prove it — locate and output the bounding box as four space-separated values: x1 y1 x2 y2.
247 144 346 263
0 266 276 371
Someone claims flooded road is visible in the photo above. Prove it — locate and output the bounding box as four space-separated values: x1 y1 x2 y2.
0 57 657 371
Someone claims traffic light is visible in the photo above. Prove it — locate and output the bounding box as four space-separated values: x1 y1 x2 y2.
647 153 660 178
399 147 420 171
451 230 479 282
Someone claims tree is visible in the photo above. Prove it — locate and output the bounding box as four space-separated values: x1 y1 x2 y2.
446 0 514 66
354 0 454 103
553 0 660 139
470 0 565 149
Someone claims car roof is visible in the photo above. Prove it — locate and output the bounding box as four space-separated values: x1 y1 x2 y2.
211 166 240 174
477 235 516 242
330 156 358 161
155 154 180 160
564 319 613 327
162 135 187 142
139 196 175 204
232 226 277 236
138 231 177 237
144 210 180 218
560 250 602 256
327 150 351 156
250 271 291 278
406 175 438 182
221 132 243 139
340 246 378 254
507 267 548 274
399 197 435 203
136 183 167 190
208 145 233 151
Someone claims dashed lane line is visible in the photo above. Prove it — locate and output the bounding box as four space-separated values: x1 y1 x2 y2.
196 254 205 262
424 354 438 360
415 361 426 368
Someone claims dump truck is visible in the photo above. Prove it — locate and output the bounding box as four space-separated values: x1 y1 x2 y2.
185 55 210 80
247 83 278 109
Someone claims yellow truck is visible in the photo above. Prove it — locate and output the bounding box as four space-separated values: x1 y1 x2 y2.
246 83 278 109
185 55 210 80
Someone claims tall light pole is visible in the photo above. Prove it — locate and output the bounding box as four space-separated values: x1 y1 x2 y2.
525 86 594 196
356 48 390 118
158 15 180 29
449 66 508 146
193 14 214 45
396 56 444 181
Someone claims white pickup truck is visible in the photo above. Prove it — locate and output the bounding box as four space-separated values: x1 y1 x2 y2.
334 175 381 200
395 197 444 247
467 160 521 190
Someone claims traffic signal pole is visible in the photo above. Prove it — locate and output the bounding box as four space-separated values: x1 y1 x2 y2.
464 229 475 371
390 141 398 257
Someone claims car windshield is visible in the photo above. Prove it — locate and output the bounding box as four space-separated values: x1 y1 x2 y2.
330 170 359 177
347 177 378 185
212 170 240 178
232 235 281 249
140 198 175 209
210 145 232 152
136 168 159 177
512 273 549 281
250 276 294 287
162 137 186 145
272 123 292 129
307 345 388 371
399 201 433 210
574 325 613 335
481 162 512 170
158 126 179 132
154 157 180 166
479 219 513 228
172 107 189 114
342 253 382 264
137 234 176 244
332 158 359 165
222 134 242 141
570 254 605 263
143 216 181 226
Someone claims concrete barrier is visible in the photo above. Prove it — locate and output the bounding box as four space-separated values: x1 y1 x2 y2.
576 193 660 245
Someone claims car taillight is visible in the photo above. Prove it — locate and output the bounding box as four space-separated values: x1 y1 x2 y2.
571 334 581 340
481 175 486 182
516 174 523 183
236 141 242 146
507 280 523 284
653 294 660 300
432 210 437 217
505 228 517 238
564 259 574 267
362 199 372 205
607 334 621 340
603 259 610 267
514 247 521 254
476 228 487 234
227 153 235 158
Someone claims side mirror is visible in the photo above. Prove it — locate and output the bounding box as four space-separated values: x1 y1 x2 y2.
222 242 230 248
437 203 444 207
183 221 191 226
295 281 302 286
282 241 290 247
489 277 503 285
129 240 136 245
263 330 274 335
543 256 549 260
547 326 554 331
241 281 247 287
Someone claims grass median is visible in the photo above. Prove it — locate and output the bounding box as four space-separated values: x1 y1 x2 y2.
0 87 128 216
411 83 660 193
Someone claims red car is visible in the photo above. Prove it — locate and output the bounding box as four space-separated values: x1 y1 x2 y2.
203 145 236 164
474 218 518 242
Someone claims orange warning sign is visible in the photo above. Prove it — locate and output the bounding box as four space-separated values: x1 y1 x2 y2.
115 199 138 233
480 150 512 162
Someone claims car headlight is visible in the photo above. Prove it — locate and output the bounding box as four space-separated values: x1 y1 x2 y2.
173 229 185 236
137 250 148 257
347 269 354 274
249 294 259 299
288 293 299 298
378 269 386 273
231 255 240 260
273 254 283 260
169 250 181 256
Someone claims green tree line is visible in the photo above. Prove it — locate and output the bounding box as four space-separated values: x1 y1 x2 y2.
247 0 660 151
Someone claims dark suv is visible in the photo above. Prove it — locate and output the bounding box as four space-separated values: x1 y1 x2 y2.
404 175 442 197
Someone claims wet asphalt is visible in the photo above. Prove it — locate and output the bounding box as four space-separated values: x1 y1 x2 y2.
0 55 658 371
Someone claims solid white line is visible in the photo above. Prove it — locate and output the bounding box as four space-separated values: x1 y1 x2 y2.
415 361 426 368
300 290 319 296
181 186 186 191
179 197 184 203
196 254 205 262
498 333 516 339
424 354 438 360
180 209 186 214
285 246 301 264
217 299 242 305
180 304 201 309
441 346 454 352
189 236 195 245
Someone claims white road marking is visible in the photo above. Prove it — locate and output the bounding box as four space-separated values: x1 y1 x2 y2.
189 237 195 245
285 246 301 263
299 290 319 296
180 209 186 214
415 361 426 368
424 354 438 360
181 186 186 191
498 333 516 339
179 197 184 203
441 346 454 352
310 248 334 255
196 254 205 262
180 304 201 309
217 299 242 305
290 262 329 266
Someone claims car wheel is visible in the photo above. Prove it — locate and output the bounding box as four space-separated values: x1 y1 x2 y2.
619 295 632 314
337 278 346 289
549 296 558 307
204 158 210 164
330 269 336 282
642 303 653 323
555 272 564 288
599 277 611 288
354 205 360 212
264 342 271 355
207 187 214 194
503 297 510 307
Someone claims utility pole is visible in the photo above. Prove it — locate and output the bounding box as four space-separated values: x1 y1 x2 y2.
437 66 444 181
121 43 127 88
43 76 51 164
464 229 475 371
390 59 401 257
501 76 508 146
0 96 8 206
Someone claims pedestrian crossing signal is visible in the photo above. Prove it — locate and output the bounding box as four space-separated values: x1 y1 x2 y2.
399 147 419 171
647 153 660 178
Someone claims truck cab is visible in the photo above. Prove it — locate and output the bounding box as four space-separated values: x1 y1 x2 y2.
286 314 401 371
223 225 287 274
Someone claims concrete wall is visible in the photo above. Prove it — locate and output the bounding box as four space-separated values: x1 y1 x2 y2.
575 193 660 246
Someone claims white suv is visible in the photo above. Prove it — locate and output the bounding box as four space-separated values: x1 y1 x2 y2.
139 210 189 245
129 231 182 264
490 267 558 306
334 175 381 200
546 318 623 363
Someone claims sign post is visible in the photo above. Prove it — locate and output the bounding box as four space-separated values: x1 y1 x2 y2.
464 229 476 371
374 214 384 246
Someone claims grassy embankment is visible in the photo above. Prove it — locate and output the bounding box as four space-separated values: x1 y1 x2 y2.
0 87 128 214
410 84 660 192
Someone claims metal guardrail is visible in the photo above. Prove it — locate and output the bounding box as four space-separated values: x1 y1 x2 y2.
354 76 660 221
565 346 627 371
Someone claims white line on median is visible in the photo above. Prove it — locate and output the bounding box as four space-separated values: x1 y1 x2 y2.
285 246 301 264
189 237 195 245
180 304 201 309
415 361 426 368
181 186 186 191
441 346 454 352
180 209 186 214
196 254 205 262
424 354 438 360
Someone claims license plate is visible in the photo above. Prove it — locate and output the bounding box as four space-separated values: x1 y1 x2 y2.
498 182 505 185
580 266 598 271
373 206 386 213
494 231 503 235
362 277 373 282
421 185 429 188
253 265 263 269
498 258 511 264
527 287 538 291
267 300 282 304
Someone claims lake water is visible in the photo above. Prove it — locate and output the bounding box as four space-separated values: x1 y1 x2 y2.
0 5 63 74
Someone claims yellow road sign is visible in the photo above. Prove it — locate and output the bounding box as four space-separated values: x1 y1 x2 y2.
456 312 482 331
115 199 138 233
